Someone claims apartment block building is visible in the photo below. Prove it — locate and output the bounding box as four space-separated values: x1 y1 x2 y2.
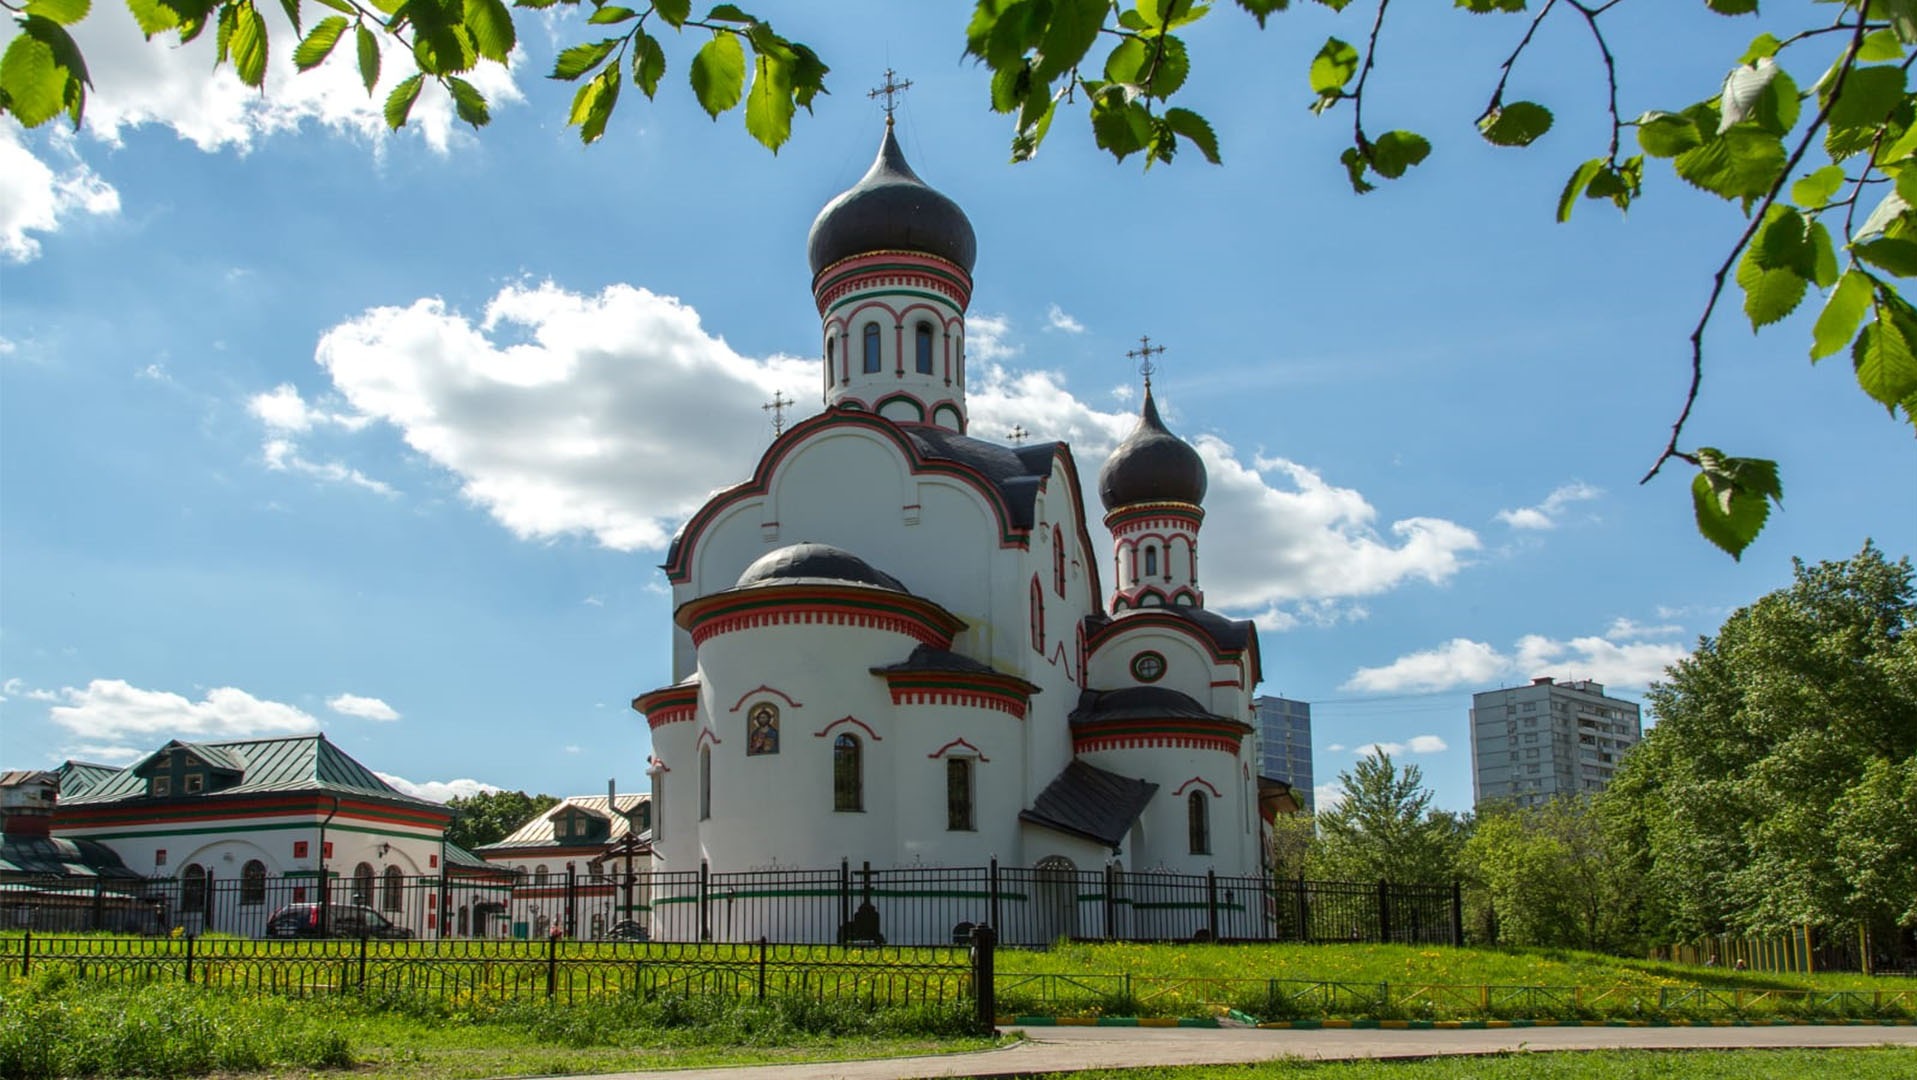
1253 695 1315 814
1469 678 1642 806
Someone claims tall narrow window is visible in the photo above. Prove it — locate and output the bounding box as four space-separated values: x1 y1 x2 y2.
915 322 934 374
1030 578 1045 652
699 745 712 820
826 338 836 390
240 859 266 906
181 864 207 912
1052 526 1066 596
352 862 375 904
833 733 863 811
946 757 975 831
863 323 881 373
382 865 403 911
1143 546 1158 578
1187 792 1210 855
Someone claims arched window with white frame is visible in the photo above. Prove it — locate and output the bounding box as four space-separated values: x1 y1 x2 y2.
1188 791 1210 855
863 323 882 373
915 322 934 374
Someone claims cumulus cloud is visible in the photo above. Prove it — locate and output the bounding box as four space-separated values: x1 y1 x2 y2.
1314 782 1345 811
1496 482 1602 530
248 384 370 434
1350 736 1447 758
278 283 1479 616
1045 304 1085 334
376 773 502 802
0 125 119 262
965 313 1021 361
1323 743 1346 752
327 693 399 721
41 679 320 745
1605 616 1684 640
1407 734 1448 753
263 437 396 496
1344 625 1690 694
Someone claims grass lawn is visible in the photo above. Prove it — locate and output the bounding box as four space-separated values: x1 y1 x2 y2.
1032 1047 1917 1079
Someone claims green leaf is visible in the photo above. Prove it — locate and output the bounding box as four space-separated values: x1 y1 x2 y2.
570 65 621 144
1234 0 1285 28
589 5 637 24
356 23 379 94
1102 32 1188 98
1477 100 1552 147
1090 86 1150 161
293 15 348 71
1718 59 1777 131
1854 302 1917 410
1703 0 1758 13
1825 65 1907 135
1340 145 1375 194
446 74 489 126
1813 270 1875 362
1791 165 1845 209
23 0 89 24
1809 219 1839 289
125 0 182 36
744 51 794 151
1855 238 1917 277
655 0 690 26
1557 157 1604 222
1691 449 1780 561
705 3 752 22
1859 28 1905 63
383 71 423 128
1636 111 1702 158
689 32 746 117
989 59 1033 114
230 2 269 88
553 39 618 82
1033 0 1105 82
632 31 665 98
1309 36 1358 96
1738 32 1781 65
1010 88 1061 163
1165 106 1219 164
1675 125 1786 204
1737 204 1814 329
279 0 300 37
0 18 78 127
1367 130 1429 179
465 0 517 63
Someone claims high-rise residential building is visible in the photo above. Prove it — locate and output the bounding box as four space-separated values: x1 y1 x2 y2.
1253 696 1315 814
1469 677 1643 806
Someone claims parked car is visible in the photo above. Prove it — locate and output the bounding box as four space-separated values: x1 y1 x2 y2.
263 902 415 939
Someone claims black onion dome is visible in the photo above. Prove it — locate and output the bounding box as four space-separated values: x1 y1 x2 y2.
807 123 977 276
735 542 908 593
1097 386 1207 510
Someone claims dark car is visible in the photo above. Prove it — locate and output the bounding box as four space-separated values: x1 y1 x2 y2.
264 902 415 939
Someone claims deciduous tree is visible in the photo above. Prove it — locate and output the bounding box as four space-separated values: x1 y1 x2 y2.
444 788 559 850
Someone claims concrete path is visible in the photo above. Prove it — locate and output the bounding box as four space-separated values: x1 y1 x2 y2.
579 1022 1917 1079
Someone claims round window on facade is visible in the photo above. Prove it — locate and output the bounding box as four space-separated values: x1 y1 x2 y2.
1130 650 1166 682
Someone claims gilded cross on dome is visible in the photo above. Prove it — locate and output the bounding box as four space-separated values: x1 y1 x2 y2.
762 390 792 436
1127 335 1166 389
868 68 913 123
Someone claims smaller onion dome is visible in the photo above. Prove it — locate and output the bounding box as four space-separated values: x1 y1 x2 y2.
807 122 977 276
1098 386 1207 510
735 542 908 593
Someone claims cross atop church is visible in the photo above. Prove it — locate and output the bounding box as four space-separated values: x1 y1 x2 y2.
762 390 792 437
1007 424 1028 445
869 68 912 123
1127 335 1166 389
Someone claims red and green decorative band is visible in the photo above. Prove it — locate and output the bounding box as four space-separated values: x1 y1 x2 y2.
1074 730 1245 755
1105 502 1204 534
631 682 699 726
1072 717 1248 756
812 251 972 312
882 672 1034 719
679 586 963 648
58 792 450 830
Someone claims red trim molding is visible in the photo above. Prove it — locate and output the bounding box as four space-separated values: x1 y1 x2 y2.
1174 776 1224 798
1105 501 1204 535
632 681 699 729
678 584 964 648
927 738 990 762
1072 715 1249 757
812 250 974 313
695 728 722 750
879 667 1038 719
813 716 883 741
727 685 804 712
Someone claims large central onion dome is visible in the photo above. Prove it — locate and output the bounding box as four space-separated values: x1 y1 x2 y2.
1098 386 1208 511
807 122 977 276
735 542 908 593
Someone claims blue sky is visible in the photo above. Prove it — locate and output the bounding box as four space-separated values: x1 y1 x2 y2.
3 2 1910 815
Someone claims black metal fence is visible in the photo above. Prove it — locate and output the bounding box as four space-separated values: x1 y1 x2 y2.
0 863 1461 948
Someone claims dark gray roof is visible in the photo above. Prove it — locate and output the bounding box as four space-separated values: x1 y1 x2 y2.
1069 686 1237 725
808 122 977 276
1019 761 1159 850
897 424 1061 532
0 833 139 881
1098 386 1207 510
735 543 907 592
1085 605 1255 653
56 734 441 809
870 644 999 675
54 762 119 800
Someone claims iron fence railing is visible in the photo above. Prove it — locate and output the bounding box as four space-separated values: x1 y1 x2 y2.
0 863 1462 948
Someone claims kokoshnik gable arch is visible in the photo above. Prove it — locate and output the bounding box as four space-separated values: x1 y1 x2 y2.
632 114 1273 945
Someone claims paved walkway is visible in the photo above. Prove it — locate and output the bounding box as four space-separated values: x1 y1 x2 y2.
580 1022 1917 1079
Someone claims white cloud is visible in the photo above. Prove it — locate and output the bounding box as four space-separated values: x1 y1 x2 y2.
0 125 119 263
136 363 171 382
248 384 370 433
1314 782 1345 811
263 438 396 496
42 679 320 745
1344 626 1690 694
1323 743 1346 752
1045 304 1085 334
1353 741 1405 757
376 773 501 802
1110 384 1135 403
1350 736 1444 758
1496 482 1602 530
1406 734 1449 753
1605 616 1683 640
965 313 1021 361
327 693 399 721
294 284 1478 614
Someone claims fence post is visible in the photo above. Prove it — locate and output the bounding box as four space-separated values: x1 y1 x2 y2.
91 878 105 932
184 932 195 985
19 929 28 977
757 936 768 1001
1102 862 1117 941
1376 881 1392 944
1294 874 1309 944
839 857 851 941
358 934 369 991
1206 870 1220 942
970 923 996 1034
698 860 711 943
565 864 578 939
546 931 558 999
1451 881 1465 947
988 857 1001 936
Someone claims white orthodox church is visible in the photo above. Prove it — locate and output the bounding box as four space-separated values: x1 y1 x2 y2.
633 116 1280 942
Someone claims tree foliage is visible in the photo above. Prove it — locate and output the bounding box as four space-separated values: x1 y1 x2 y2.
1618 542 1917 941
1310 751 1467 885
3 1 1914 555
1461 795 1643 951
444 788 559 850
